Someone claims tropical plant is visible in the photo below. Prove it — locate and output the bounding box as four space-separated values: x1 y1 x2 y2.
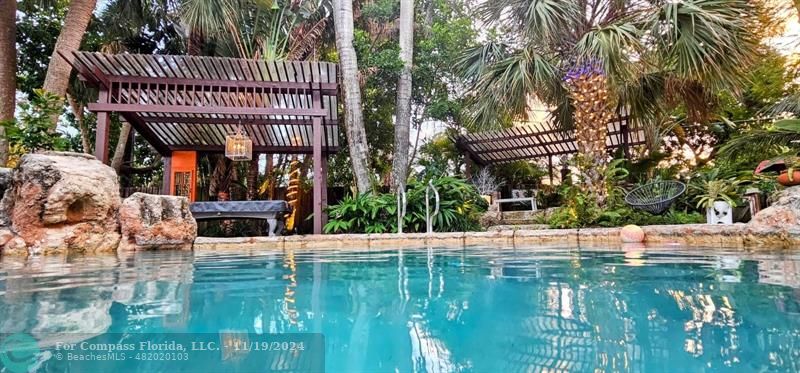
689 169 743 210
460 0 769 205
2 90 69 162
720 118 800 161
324 176 488 234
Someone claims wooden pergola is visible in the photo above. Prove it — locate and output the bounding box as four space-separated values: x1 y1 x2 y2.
65 51 340 233
456 115 646 179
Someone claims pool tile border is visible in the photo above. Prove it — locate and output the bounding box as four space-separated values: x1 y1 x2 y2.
193 224 800 251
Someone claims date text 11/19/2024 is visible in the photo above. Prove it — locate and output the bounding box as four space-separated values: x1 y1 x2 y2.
53 340 308 353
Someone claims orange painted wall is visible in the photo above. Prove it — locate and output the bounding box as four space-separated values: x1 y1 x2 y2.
170 151 197 202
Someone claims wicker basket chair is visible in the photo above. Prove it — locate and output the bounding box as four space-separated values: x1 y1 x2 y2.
624 181 687 215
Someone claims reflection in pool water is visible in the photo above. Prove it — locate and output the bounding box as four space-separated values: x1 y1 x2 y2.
1 246 800 372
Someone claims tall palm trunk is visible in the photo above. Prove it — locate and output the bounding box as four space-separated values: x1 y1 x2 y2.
392 0 414 192
0 0 16 166
566 69 614 206
110 122 132 172
42 0 97 128
67 94 92 154
332 0 372 194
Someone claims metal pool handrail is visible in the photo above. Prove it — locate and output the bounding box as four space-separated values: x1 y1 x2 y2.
425 180 440 234
397 184 407 234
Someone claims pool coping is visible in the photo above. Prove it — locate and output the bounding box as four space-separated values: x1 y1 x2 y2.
193 224 800 251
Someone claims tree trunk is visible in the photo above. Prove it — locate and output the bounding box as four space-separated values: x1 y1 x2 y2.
110 121 132 172
42 0 97 129
567 70 613 206
332 0 372 194
67 94 92 154
392 0 415 192
246 154 261 200
0 0 16 166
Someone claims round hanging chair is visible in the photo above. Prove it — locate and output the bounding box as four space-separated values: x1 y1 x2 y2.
624 181 686 215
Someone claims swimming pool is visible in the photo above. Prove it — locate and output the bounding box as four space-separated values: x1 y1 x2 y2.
1 245 800 372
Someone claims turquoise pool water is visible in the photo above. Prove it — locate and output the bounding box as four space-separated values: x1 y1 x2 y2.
1 246 800 372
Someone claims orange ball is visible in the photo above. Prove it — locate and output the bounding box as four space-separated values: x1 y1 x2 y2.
620 225 645 243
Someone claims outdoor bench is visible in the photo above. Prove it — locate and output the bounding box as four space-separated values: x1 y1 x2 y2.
189 201 291 236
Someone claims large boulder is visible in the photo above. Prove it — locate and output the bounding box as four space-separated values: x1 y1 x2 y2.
0 152 121 255
118 193 196 251
750 186 800 231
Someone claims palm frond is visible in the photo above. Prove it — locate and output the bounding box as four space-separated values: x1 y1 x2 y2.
647 0 759 91
463 46 560 130
181 0 237 39
719 129 800 161
574 22 642 83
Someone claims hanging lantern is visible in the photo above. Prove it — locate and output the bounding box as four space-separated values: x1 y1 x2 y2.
225 126 253 161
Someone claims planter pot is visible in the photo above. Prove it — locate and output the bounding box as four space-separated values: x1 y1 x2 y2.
706 201 733 225
777 171 800 186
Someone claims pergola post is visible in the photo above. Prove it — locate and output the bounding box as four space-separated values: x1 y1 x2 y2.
95 89 110 164
321 155 329 228
311 86 326 234
162 154 172 195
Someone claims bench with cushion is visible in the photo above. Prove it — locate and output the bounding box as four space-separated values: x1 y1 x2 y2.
190 201 291 236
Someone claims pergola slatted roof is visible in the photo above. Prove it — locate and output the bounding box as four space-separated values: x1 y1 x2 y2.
64 51 340 155
457 116 646 165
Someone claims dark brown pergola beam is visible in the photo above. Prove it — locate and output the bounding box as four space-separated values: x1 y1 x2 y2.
463 116 629 146
120 112 172 156
139 116 338 126
468 128 634 157
168 145 339 154
108 76 338 95
87 103 327 117
479 140 647 164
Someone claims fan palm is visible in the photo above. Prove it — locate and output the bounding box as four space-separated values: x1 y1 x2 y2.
460 0 768 205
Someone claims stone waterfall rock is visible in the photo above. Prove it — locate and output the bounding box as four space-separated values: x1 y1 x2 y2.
118 193 197 251
749 186 800 230
0 152 121 255
747 185 800 248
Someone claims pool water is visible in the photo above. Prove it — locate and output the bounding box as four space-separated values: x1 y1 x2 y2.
2 246 800 372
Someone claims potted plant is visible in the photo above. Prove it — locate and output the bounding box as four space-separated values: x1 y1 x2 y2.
691 178 743 224
756 153 800 187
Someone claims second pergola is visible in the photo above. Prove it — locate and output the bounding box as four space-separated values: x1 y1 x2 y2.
66 52 340 234
456 116 647 179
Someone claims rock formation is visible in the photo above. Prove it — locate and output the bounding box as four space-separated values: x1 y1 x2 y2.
749 186 800 230
0 152 121 255
0 152 197 256
118 193 197 251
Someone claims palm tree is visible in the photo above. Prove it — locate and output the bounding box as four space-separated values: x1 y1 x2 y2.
392 0 415 192
42 0 97 128
333 0 372 193
461 0 767 205
0 0 15 165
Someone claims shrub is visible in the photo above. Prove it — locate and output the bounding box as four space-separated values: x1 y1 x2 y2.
324 176 488 234
2 89 69 160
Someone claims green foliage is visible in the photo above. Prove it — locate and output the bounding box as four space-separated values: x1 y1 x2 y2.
688 168 744 210
2 90 69 156
15 2 68 97
325 176 488 234
492 161 547 188
324 193 397 234
546 182 703 229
